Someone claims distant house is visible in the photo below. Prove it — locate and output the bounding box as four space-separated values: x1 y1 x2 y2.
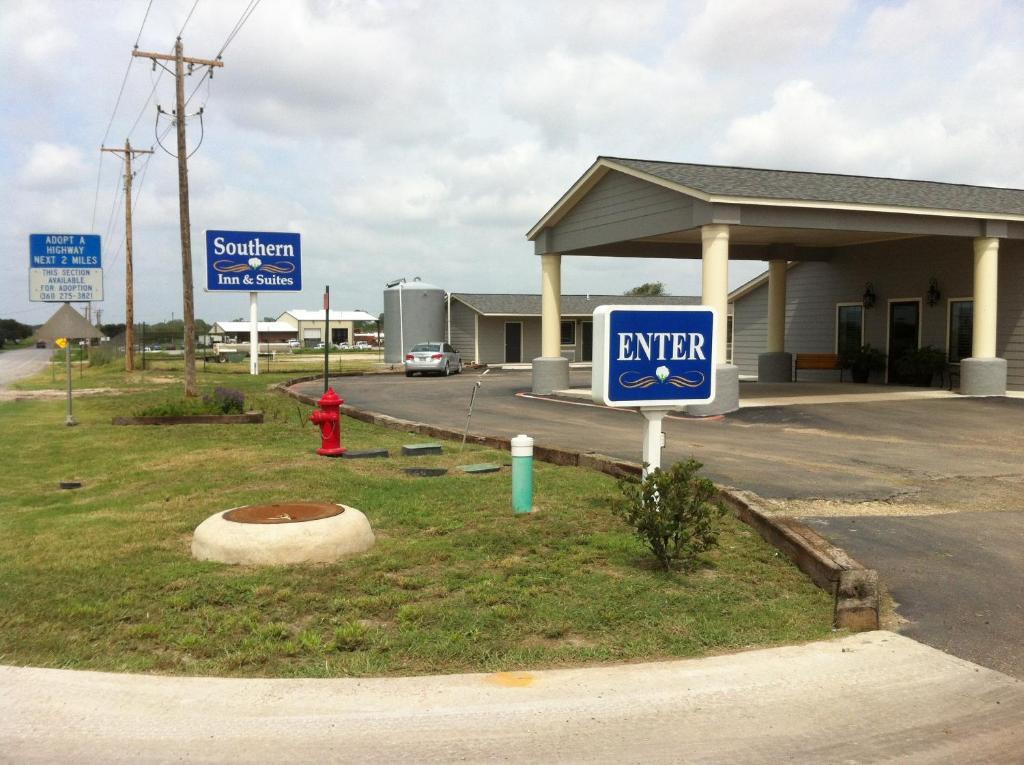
208 321 297 344
276 309 377 348
448 293 702 365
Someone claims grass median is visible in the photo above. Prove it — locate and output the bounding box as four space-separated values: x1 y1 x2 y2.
0 367 836 677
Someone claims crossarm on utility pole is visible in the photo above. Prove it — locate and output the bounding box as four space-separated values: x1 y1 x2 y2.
131 49 224 68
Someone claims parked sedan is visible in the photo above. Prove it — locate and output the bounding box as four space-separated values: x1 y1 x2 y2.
404 342 462 376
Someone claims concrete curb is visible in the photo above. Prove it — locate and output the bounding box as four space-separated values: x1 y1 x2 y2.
278 378 879 631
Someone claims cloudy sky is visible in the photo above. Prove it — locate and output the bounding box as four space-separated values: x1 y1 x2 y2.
4 0 1024 325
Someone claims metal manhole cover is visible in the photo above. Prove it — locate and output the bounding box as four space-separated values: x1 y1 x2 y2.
224 502 344 524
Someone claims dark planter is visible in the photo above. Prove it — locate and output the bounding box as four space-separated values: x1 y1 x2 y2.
851 367 871 384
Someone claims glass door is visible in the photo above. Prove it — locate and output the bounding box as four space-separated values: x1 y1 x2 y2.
888 301 920 384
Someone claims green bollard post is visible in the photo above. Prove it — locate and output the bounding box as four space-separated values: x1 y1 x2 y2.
511 434 534 514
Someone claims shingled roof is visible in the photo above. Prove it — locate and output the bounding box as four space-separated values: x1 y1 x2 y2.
451 293 699 316
606 157 1024 216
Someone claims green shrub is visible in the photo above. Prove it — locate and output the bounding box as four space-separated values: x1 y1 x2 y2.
88 344 118 367
133 386 247 417
615 459 726 572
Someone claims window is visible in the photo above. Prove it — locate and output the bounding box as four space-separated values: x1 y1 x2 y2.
560 320 575 346
948 300 973 363
836 304 863 356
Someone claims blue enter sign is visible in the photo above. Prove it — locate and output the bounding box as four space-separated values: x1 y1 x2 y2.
592 305 716 407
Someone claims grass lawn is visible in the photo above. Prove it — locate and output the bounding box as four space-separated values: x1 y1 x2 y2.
0 366 837 677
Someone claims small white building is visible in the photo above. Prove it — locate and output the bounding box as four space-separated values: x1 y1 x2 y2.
277 309 378 348
208 321 297 344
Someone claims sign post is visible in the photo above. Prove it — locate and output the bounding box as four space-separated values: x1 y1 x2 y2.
592 305 717 476
29 234 103 303
205 230 302 375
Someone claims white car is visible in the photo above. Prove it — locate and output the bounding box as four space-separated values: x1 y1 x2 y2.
404 342 462 376
287 339 301 348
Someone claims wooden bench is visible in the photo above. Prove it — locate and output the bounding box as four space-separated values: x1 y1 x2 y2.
794 353 844 382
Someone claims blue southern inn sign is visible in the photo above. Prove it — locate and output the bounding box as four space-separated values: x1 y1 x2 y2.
206 230 301 292
592 305 717 408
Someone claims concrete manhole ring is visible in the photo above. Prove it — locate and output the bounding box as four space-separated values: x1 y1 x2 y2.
192 502 375 565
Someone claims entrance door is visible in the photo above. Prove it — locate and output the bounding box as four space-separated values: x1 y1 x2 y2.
888 300 920 384
581 321 593 362
504 322 522 363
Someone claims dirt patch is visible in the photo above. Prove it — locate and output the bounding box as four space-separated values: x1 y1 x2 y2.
766 474 1024 518
0 387 131 401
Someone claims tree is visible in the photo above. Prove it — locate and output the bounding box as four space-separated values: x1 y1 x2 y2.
0 319 33 348
624 282 668 296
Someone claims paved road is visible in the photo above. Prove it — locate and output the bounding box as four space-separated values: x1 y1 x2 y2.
298 370 1024 678
4 632 1024 764
807 512 1024 678
0 347 50 388
302 370 1024 504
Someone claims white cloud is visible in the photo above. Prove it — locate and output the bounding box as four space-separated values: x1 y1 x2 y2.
18 142 87 189
678 0 852 68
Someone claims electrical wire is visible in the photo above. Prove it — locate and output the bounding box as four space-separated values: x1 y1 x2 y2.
127 64 166 141
216 0 261 58
90 0 156 231
177 0 201 37
134 0 155 47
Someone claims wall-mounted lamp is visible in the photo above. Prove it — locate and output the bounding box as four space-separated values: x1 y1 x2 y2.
862 282 877 309
926 277 941 307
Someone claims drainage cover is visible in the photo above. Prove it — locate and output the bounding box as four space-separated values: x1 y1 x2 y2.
224 502 344 524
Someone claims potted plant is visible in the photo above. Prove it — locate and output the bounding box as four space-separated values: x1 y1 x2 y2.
840 344 887 383
894 345 947 387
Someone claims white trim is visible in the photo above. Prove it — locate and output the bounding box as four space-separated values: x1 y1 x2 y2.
945 296 974 364
504 321 524 364
834 302 865 354
885 298 923 383
710 194 1024 222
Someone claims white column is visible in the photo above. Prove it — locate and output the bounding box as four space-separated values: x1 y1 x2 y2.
767 259 787 354
541 253 562 358
701 225 729 364
973 237 998 358
249 291 259 375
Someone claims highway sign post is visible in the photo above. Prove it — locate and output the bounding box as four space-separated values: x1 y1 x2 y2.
205 230 301 375
592 305 717 475
29 234 103 302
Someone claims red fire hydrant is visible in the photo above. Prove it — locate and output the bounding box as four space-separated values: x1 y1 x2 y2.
309 388 347 457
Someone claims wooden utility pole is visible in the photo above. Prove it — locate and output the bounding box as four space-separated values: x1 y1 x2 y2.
133 39 223 396
102 140 153 372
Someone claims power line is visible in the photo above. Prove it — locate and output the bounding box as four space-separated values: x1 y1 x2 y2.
90 0 156 230
178 0 201 37
134 0 155 47
216 0 261 58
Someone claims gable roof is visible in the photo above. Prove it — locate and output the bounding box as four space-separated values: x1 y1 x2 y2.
528 156 1024 238
451 293 699 317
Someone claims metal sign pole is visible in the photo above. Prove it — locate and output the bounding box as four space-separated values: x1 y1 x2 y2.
64 334 76 426
249 291 259 375
323 285 330 394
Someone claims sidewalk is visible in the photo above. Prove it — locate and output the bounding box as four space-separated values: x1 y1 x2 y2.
3 632 1023 764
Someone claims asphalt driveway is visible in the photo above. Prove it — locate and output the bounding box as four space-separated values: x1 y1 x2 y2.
296 369 1024 677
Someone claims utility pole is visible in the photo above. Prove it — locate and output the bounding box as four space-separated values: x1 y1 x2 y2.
133 39 223 396
101 140 153 372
